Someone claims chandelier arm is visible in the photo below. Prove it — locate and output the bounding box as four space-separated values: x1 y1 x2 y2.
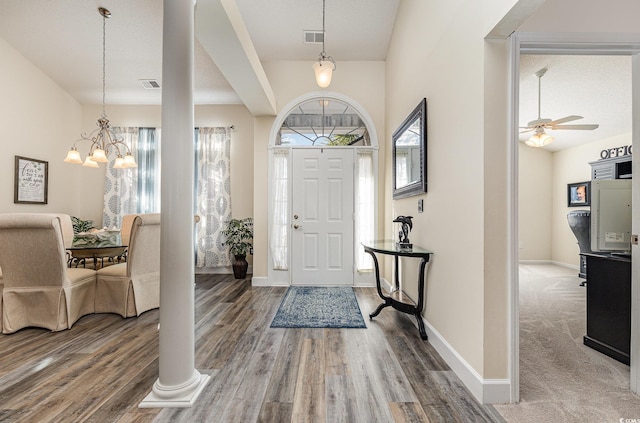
64 8 137 168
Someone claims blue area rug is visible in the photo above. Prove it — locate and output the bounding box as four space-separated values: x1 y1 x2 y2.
270 286 367 328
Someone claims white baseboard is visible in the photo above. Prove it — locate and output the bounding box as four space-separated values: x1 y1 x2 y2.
380 277 511 403
194 265 254 275
251 276 290 287
419 318 511 404
518 259 551 265
518 260 579 271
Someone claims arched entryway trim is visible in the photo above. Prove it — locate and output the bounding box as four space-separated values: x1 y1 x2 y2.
266 91 379 286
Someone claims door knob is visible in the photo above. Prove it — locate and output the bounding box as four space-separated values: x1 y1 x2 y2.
293 224 301 229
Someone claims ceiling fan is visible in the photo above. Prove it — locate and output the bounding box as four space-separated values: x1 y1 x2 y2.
521 67 599 147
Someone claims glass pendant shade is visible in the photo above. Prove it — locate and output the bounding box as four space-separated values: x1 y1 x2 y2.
313 60 335 88
113 155 125 169
123 153 138 168
91 148 108 162
525 131 554 147
64 148 83 164
82 155 99 168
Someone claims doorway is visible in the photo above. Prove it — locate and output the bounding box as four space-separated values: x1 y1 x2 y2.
291 148 354 285
266 92 379 287
509 32 640 402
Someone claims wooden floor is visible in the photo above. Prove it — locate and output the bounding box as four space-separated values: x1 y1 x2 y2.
0 274 504 423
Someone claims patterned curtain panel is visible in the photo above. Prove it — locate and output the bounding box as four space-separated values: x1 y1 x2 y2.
195 127 232 268
103 127 139 229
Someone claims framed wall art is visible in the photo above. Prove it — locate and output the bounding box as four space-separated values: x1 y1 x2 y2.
14 155 48 204
567 181 590 207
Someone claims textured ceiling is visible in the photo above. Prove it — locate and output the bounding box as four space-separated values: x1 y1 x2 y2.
519 54 631 152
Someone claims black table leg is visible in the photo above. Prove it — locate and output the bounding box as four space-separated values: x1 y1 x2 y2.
370 301 391 319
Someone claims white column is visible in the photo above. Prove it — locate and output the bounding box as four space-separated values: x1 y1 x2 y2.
139 0 210 408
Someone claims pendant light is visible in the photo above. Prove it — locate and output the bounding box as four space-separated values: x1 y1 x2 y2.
312 0 336 88
64 7 137 169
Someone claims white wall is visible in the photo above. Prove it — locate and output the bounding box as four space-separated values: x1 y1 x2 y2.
518 146 553 261
0 37 83 215
385 0 522 381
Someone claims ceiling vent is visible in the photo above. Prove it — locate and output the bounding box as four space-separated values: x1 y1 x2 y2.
139 79 161 89
303 30 324 44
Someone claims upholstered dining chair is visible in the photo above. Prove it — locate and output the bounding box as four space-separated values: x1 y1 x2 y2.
0 213 97 334
95 213 160 317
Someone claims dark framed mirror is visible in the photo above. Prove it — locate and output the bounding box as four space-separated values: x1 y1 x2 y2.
393 98 427 199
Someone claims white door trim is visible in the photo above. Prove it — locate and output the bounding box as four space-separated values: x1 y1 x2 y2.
265 92 380 287
509 31 640 402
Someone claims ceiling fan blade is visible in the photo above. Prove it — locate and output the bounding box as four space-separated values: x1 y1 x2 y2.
519 128 535 134
548 115 583 125
551 124 600 130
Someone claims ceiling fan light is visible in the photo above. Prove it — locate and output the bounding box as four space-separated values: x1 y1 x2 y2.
525 132 554 147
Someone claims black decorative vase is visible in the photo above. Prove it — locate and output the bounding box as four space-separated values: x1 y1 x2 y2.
232 254 248 279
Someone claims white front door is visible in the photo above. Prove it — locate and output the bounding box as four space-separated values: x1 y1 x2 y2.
291 148 354 285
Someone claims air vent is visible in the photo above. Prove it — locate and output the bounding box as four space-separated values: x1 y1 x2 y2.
303 30 324 44
139 79 161 89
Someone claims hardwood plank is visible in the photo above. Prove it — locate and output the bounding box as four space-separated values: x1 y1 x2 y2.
291 338 326 422
324 329 350 376
343 330 394 422
262 329 304 403
389 401 432 423
257 402 293 423
325 375 357 423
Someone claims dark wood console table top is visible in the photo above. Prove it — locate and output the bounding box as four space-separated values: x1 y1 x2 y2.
362 240 432 340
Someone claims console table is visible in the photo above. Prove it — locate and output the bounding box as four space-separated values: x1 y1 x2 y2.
362 240 432 340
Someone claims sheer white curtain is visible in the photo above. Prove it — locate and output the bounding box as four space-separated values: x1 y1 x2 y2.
195 127 232 268
270 150 289 270
103 127 138 229
136 128 161 214
356 150 374 271
395 152 408 188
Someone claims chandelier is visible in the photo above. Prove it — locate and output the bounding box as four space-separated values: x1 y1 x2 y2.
64 7 137 169
312 0 336 88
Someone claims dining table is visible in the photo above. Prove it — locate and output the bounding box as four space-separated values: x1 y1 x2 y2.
66 230 127 269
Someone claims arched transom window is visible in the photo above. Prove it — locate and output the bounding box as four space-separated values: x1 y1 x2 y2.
277 97 370 146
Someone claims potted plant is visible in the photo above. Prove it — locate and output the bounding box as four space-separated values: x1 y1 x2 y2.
222 217 253 279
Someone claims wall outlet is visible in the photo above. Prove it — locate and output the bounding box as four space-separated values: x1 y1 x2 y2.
418 199 424 213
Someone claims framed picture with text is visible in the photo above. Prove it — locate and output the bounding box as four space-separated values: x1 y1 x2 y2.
14 156 48 204
567 181 590 207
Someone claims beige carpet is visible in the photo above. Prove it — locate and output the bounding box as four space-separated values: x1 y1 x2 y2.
495 264 640 422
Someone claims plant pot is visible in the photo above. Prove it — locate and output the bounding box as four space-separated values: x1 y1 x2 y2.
232 254 248 279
